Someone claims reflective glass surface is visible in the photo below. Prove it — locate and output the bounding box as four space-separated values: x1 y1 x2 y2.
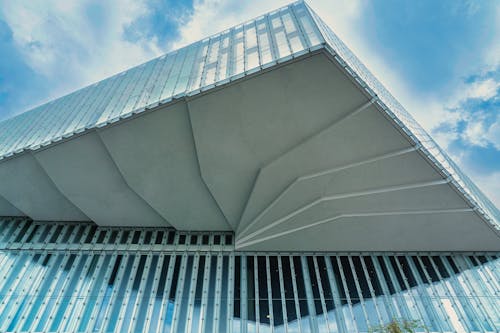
0 218 498 332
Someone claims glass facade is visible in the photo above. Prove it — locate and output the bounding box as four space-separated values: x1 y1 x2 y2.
1 218 498 332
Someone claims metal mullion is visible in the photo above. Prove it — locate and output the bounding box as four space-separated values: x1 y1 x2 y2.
107 254 143 332
415 256 468 332
289 3 310 49
0 252 26 293
4 252 52 332
197 39 213 89
335 256 359 333
288 255 303 333
227 255 235 333
240 255 248 333
212 254 224 332
452 256 499 319
370 256 402 319
41 253 86 332
129 254 155 332
300 256 318 332
324 256 348 333
170 254 189 333
214 33 228 83
0 252 17 291
264 14 279 63
56 254 94 332
392 257 435 329
277 10 294 57
346 256 371 330
156 254 178 333
359 256 385 326
0 252 36 321
405 256 452 331
265 256 275 330
13 220 35 244
277 256 289 333
158 254 182 332
4 219 22 244
69 254 110 332
436 257 495 331
465 256 499 297
198 254 212 333
142 254 166 333
476 256 500 290
185 255 201 333
484 255 500 282
254 255 260 330
381 256 416 320
0 218 14 240
84 253 121 331
26 253 72 332
312 256 332 332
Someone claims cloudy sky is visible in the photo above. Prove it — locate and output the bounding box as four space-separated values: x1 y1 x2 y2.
0 0 499 206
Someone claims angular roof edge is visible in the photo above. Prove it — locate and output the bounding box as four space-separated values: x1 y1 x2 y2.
304 3 500 231
0 1 498 230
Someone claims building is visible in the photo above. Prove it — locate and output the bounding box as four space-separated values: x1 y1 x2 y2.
0 1 498 332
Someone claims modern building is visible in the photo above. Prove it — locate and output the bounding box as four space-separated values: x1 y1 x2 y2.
0 1 498 332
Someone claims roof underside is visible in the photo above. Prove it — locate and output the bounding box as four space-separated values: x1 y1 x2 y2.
0 1 498 251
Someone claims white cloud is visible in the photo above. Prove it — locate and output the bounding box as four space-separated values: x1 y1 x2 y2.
1 0 164 107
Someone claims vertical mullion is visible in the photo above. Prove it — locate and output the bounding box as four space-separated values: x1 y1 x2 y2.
288 255 303 333
113 255 144 332
312 256 332 332
142 254 165 333
405 256 452 331
86 253 123 331
265 256 274 331
359 256 386 325
55 254 94 332
241 255 248 333
70 254 110 332
277 256 289 333
324 256 348 333
129 255 156 332
335 256 359 333
156 255 178 333
0 253 38 326
198 254 212 333
228 255 235 333
346 256 371 330
170 254 189 333
185 255 201 333
41 253 84 332
26 253 71 332
429 257 494 331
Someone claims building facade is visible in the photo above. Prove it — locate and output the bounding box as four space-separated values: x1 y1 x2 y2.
0 1 498 332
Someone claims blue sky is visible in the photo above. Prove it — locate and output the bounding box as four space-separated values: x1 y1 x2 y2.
0 0 499 206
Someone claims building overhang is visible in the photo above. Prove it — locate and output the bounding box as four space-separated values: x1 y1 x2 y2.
0 51 498 251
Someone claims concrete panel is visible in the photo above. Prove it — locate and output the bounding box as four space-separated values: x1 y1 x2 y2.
239 211 500 251
35 132 167 227
240 184 470 243
238 150 444 239
188 53 368 227
0 194 24 216
99 102 230 230
238 108 415 235
0 154 89 221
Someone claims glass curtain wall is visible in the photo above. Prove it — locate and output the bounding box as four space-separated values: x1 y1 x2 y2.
0 218 499 333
